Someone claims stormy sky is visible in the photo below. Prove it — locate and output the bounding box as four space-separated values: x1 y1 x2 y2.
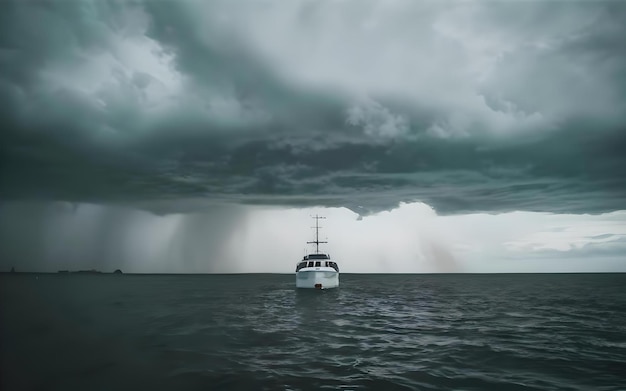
0 0 625 273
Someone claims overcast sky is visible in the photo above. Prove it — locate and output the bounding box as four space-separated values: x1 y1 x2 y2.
0 0 625 273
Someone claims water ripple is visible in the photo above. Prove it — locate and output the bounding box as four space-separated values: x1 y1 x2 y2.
2 273 625 390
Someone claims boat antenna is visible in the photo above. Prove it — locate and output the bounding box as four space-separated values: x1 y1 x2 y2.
307 214 327 254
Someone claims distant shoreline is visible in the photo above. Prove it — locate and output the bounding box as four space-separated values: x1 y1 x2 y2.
3 269 123 275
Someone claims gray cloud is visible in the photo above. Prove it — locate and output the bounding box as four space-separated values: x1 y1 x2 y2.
506 236 626 269
0 0 625 216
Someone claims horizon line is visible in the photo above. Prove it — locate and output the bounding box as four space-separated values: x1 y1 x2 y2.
1 271 625 276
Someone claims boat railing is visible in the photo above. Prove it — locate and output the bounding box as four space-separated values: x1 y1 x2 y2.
295 260 339 272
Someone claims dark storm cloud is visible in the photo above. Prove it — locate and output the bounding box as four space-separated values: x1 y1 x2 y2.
1 0 625 216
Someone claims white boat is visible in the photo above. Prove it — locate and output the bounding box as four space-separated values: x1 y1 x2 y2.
295 215 339 289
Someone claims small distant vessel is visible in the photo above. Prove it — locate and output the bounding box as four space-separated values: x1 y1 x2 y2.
295 215 339 289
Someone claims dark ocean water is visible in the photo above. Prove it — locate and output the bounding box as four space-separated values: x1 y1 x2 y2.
1 273 625 391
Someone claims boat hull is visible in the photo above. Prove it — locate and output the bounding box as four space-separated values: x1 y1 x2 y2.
296 269 339 289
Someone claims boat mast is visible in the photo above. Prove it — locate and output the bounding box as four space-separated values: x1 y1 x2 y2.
307 214 327 254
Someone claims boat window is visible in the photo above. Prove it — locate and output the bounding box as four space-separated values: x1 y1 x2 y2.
307 261 314 268
295 262 307 272
315 261 321 267
325 261 329 267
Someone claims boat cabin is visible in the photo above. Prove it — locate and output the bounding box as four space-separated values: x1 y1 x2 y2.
304 253 329 260
296 254 339 272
